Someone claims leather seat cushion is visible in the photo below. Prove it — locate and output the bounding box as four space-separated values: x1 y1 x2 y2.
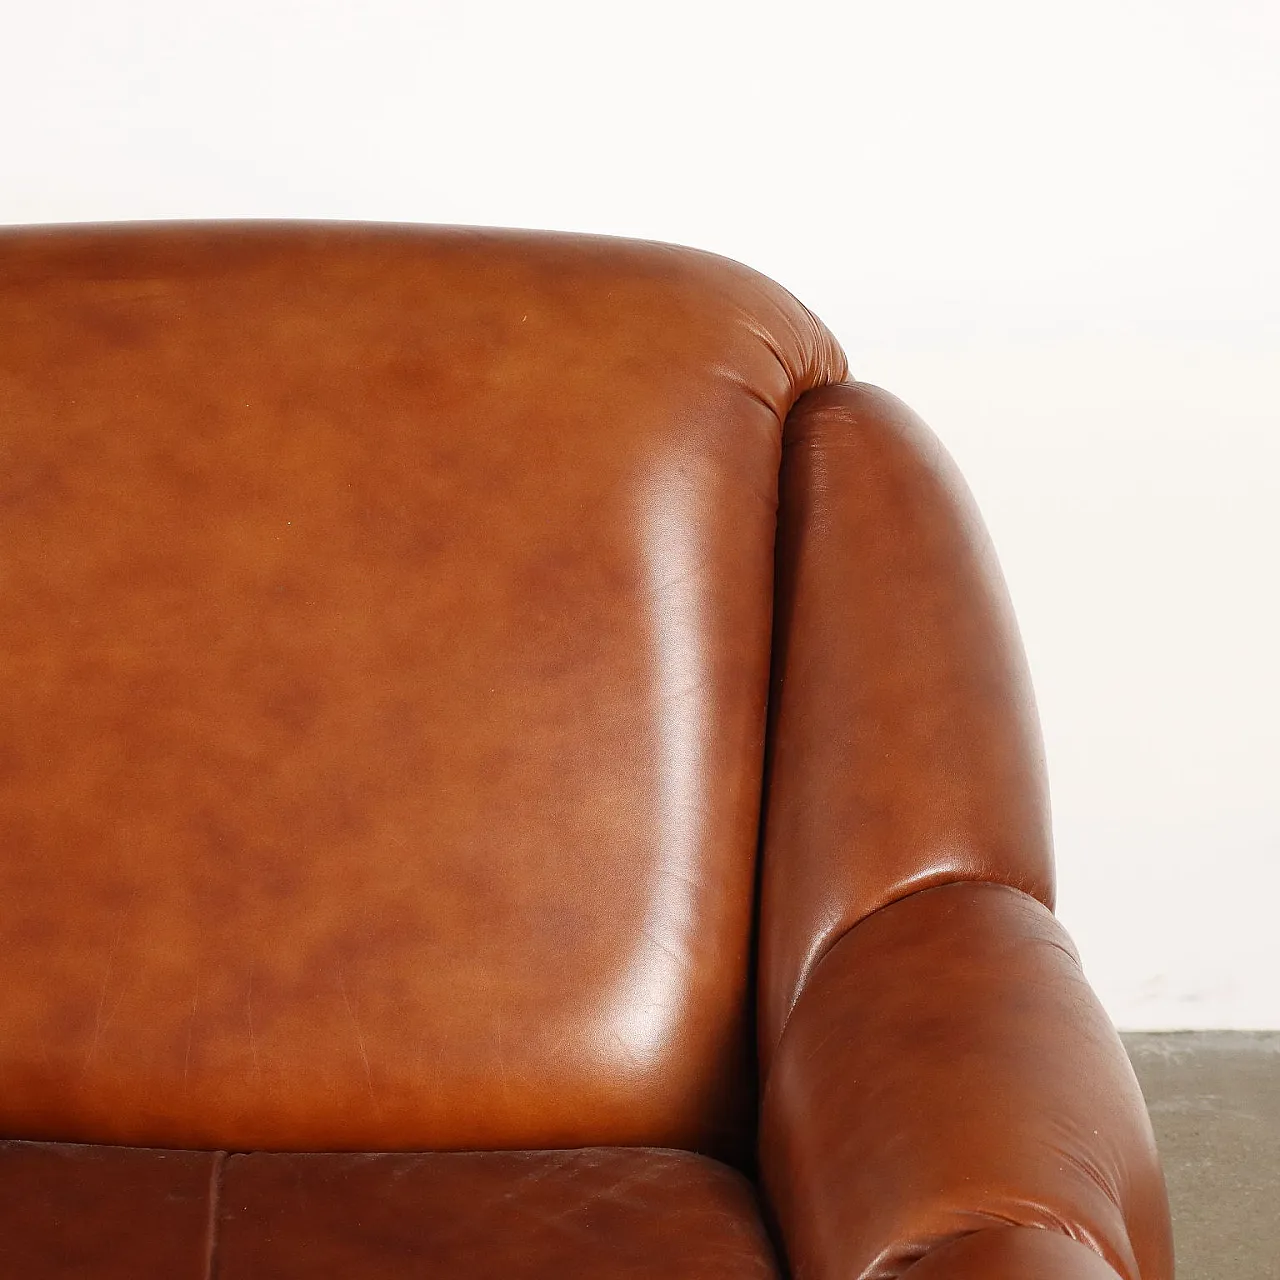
1 1141 780 1279
0 1140 218 1277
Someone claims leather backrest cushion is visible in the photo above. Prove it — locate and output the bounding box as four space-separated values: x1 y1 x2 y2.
0 225 844 1152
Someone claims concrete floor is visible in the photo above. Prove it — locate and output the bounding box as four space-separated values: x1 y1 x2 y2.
1122 1032 1280 1280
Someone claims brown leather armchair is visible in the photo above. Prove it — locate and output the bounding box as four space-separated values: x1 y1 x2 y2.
0 224 1172 1279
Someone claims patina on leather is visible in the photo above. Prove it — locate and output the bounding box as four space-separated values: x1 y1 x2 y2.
0 224 1171 1280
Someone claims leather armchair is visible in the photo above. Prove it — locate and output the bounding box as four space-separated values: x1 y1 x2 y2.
0 223 1172 1278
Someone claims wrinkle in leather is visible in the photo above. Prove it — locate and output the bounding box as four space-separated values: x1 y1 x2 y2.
900 1226 1127 1279
0 223 1170 1280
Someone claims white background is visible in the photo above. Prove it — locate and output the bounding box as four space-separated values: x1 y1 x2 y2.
3 0 1277 1028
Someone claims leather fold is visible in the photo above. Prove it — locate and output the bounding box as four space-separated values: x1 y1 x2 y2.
900 1225 1127 1279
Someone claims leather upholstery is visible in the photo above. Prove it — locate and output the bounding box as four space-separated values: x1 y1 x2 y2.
757 382 1171 1279
0 1140 217 1277
0 1141 779 1279
218 1147 779 1279
759 381 1054 1064
0 223 1172 1279
0 223 843 1155
759 883 1172 1280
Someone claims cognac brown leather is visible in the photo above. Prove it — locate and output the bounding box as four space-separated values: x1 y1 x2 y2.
0 223 1172 1279
0 1140 218 1277
0 1142 778 1279
0 222 844 1156
759 382 1054 1065
217 1147 780 1279
759 883 1173 1280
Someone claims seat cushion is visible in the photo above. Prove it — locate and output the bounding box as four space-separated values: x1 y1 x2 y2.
0 1141 780 1279
0 1140 218 1277
219 1146 780 1279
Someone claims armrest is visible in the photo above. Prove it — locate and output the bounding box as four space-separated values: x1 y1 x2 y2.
758 881 1173 1280
759 382 1055 1061
757 383 1172 1278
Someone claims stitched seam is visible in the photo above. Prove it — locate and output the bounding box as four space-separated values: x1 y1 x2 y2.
203 1150 227 1280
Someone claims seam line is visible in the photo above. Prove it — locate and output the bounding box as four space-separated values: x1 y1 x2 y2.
203 1150 227 1280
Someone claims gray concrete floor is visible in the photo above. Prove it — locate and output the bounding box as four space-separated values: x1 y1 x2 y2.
1122 1032 1280 1280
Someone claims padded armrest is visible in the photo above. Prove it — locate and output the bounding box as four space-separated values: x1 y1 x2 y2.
759 881 1173 1280
757 383 1172 1279
758 382 1056 1064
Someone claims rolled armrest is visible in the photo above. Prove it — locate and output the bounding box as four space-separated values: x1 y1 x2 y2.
759 881 1173 1280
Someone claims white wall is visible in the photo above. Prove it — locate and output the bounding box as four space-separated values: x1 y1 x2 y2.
3 0 1276 1028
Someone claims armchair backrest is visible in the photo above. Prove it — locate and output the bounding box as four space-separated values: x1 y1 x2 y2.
0 224 845 1155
